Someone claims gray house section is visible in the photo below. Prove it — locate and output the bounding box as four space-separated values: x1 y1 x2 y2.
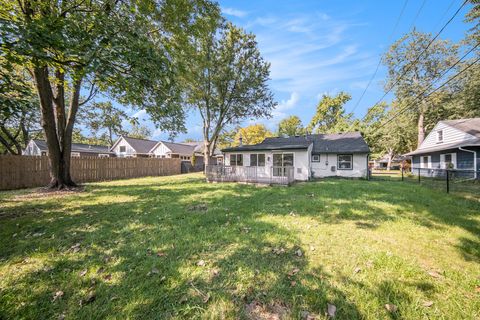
406 118 480 172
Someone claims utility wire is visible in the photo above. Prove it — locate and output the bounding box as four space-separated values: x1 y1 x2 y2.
376 48 479 129
369 0 468 110
348 0 409 115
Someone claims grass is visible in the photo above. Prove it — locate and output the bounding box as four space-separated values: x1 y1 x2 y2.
0 173 479 319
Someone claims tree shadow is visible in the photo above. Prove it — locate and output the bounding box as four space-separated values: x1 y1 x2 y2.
0 175 479 318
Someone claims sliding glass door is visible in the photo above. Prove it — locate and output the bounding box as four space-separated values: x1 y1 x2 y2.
272 153 294 176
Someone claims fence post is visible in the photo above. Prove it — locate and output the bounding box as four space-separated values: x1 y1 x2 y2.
446 169 449 193
401 167 404 181
418 168 421 183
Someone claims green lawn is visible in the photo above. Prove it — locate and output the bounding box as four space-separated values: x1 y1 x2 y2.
0 173 479 319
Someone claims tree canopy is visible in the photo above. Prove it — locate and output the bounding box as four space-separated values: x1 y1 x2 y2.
277 115 305 137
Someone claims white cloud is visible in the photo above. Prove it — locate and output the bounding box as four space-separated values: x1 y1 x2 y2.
277 92 300 111
131 109 147 119
222 7 248 18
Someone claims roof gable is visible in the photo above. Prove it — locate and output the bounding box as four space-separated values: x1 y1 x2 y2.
120 136 158 154
441 118 480 138
33 139 111 153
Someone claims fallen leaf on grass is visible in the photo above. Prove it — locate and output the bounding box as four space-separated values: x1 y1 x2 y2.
103 274 112 281
272 247 285 255
300 310 316 320
197 260 206 267
309 245 315 251
287 268 300 277
79 269 87 277
327 303 336 317
295 249 303 257
96 267 105 274
147 267 160 276
475 286 480 293
156 251 166 257
52 291 64 302
423 301 434 307
354 267 361 274
290 280 297 287
70 243 81 253
80 291 96 306
211 269 220 277
203 293 210 303
428 271 442 278
385 304 398 313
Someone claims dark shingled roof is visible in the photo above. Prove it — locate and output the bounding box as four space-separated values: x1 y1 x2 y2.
122 136 158 154
441 118 480 138
222 132 370 153
33 140 112 154
160 141 196 155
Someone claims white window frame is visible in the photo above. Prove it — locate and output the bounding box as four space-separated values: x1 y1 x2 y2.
312 154 320 162
436 130 443 143
249 153 266 167
337 154 353 170
98 154 110 158
420 155 431 168
71 152 81 158
230 154 243 166
119 145 127 153
440 153 456 169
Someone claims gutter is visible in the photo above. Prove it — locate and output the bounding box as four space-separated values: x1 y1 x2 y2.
459 146 477 178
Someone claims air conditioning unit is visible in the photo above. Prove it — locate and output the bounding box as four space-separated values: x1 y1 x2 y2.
330 166 336 172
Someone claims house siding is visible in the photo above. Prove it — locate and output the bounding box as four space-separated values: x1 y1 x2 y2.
419 122 477 150
223 149 310 181
411 147 479 170
111 138 140 157
311 153 368 178
151 142 171 158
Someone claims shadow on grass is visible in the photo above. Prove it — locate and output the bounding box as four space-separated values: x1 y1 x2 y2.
0 175 479 318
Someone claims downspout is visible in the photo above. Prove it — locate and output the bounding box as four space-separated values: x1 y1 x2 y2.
459 146 477 179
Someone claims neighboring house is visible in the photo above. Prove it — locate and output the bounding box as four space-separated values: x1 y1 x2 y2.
220 132 370 182
150 141 197 161
371 155 409 170
405 118 480 172
110 136 223 166
110 136 158 157
23 139 113 157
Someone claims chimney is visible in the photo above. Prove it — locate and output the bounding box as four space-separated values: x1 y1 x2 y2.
239 135 243 146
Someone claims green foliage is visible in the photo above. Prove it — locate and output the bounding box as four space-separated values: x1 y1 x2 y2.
128 123 152 140
277 115 305 137
234 124 273 146
79 102 129 145
382 30 458 145
307 92 353 134
178 21 276 158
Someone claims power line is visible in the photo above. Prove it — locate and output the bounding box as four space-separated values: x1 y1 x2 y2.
370 0 468 110
409 0 427 30
348 0 409 115
377 50 479 129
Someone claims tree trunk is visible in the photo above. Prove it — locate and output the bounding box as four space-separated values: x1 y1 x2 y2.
386 148 394 171
32 65 78 189
417 112 425 147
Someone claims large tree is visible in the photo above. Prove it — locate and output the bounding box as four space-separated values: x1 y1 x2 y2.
234 124 273 146
0 59 40 154
307 92 353 134
180 21 276 166
277 115 305 137
382 30 458 147
0 0 215 188
79 101 128 145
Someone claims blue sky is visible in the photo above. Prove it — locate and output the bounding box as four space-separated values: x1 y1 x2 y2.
119 0 473 142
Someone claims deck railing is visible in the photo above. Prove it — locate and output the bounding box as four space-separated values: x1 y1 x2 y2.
205 165 295 185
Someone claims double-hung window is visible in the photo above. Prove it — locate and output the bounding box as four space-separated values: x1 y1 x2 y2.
250 154 265 166
230 154 243 166
337 154 353 170
312 154 320 162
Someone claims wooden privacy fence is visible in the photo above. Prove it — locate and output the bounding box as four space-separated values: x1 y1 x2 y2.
0 156 182 190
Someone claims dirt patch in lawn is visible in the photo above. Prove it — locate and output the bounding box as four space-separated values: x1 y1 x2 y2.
245 300 290 320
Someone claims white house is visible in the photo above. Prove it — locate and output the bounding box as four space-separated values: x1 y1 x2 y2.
213 132 370 184
405 118 480 172
23 139 113 157
110 136 158 157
